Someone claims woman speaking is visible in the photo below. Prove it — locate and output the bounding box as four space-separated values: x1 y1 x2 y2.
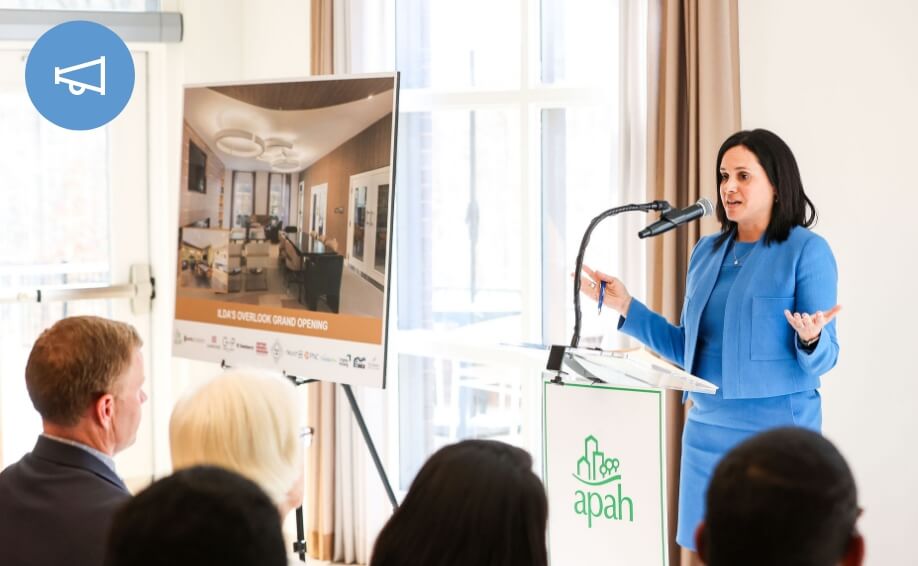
581 129 841 556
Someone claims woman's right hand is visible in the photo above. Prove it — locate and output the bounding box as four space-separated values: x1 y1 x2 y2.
579 264 633 317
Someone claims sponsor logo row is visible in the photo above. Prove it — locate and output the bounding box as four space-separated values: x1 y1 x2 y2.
174 330 379 370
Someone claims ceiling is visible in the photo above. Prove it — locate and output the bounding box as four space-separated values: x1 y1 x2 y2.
183 79 396 173
211 78 395 111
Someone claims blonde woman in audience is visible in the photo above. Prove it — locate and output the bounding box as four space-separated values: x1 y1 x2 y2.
169 371 304 562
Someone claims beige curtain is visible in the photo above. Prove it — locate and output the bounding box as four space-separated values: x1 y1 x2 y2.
311 0 334 76
306 382 336 560
306 0 337 561
646 1 740 564
333 387 368 564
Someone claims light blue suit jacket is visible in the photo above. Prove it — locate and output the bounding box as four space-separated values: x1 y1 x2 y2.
618 226 839 398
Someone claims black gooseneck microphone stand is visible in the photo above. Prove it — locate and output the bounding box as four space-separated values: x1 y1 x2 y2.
547 200 672 381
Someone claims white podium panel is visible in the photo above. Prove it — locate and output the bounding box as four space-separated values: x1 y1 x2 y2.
543 380 667 566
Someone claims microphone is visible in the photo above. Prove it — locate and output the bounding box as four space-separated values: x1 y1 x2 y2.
638 197 714 239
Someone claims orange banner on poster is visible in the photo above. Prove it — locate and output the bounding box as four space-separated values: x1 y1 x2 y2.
175 297 383 345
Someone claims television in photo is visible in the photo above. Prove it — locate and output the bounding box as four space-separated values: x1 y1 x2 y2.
173 73 399 388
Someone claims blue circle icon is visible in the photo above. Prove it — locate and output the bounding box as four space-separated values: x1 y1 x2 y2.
25 20 135 131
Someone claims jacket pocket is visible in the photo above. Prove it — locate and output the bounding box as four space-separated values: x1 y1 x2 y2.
751 296 795 361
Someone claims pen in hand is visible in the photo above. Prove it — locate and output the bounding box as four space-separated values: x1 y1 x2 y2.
598 281 606 315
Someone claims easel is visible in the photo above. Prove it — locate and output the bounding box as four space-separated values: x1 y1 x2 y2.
285 375 399 563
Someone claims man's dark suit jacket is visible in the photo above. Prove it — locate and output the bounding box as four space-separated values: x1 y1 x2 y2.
0 435 130 566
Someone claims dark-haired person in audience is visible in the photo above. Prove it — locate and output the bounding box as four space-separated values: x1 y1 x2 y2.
105 465 288 566
697 427 864 566
370 439 548 566
0 316 146 566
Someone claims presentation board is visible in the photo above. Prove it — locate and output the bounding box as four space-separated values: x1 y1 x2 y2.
173 73 399 388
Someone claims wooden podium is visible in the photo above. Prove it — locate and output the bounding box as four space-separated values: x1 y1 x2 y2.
543 347 715 566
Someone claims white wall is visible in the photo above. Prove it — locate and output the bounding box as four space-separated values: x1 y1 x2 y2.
739 1 918 562
178 0 311 85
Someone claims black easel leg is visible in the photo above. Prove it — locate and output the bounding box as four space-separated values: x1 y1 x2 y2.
294 505 306 562
341 384 399 510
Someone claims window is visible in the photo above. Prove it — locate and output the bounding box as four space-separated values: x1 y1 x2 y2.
268 172 289 224
393 0 642 487
231 171 254 227
0 49 152 480
0 98 111 462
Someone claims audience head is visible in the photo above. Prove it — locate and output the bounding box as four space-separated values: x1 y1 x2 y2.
370 439 548 566
105 465 287 566
715 128 817 244
698 427 863 566
169 370 303 516
25 315 145 455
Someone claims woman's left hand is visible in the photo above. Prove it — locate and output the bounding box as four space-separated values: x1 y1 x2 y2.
784 304 842 344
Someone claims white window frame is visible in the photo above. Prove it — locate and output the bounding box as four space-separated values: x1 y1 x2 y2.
0 38 161 484
384 0 648 495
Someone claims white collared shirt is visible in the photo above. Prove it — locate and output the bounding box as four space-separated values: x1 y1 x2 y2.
41 433 117 475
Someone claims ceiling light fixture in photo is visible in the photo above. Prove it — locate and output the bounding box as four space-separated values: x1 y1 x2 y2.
214 129 265 158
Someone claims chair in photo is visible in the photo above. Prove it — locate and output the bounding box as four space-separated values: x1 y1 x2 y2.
303 253 344 312
264 216 282 243
277 236 288 272
227 242 243 268
283 238 305 303
248 224 267 241
244 241 271 291
226 242 244 292
230 227 247 241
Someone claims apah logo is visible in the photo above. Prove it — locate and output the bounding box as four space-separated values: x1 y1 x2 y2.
256 342 268 355
572 435 634 527
271 340 283 362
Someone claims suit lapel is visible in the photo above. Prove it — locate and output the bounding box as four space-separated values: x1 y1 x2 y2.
690 235 731 326
682 236 731 375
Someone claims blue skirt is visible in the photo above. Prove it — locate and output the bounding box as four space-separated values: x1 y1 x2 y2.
676 352 822 550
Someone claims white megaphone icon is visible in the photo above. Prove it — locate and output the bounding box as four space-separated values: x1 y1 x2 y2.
54 56 106 96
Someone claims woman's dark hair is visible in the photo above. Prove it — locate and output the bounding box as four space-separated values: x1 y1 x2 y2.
370 439 548 566
714 129 817 247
